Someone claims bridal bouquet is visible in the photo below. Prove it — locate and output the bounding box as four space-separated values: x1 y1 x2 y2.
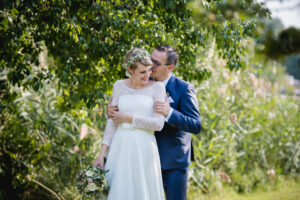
76 166 110 199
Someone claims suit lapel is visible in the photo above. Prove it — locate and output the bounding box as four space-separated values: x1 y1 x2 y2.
166 74 175 94
166 75 177 107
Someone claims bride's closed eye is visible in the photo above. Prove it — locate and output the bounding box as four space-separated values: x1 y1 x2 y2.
140 68 152 74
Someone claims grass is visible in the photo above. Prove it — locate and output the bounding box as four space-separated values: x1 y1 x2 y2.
188 180 300 200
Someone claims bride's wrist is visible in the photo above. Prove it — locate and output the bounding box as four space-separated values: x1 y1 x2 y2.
98 151 106 158
124 114 133 123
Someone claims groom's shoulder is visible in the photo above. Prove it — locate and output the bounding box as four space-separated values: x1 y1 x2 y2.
173 76 191 89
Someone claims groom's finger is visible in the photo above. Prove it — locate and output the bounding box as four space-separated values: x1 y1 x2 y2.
112 105 118 111
154 106 162 113
154 101 165 106
155 104 164 110
107 105 117 118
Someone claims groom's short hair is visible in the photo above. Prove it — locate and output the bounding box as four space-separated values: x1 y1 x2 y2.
155 45 178 66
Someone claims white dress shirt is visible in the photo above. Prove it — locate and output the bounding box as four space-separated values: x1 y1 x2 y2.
161 74 173 122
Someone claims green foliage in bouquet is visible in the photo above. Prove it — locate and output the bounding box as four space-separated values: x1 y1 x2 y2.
76 166 110 199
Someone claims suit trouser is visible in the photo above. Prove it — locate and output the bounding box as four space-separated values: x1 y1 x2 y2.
162 166 189 200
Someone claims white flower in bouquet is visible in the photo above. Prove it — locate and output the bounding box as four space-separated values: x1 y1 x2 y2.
87 183 97 192
85 170 94 177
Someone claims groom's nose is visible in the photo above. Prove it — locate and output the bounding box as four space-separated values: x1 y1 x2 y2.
146 71 151 77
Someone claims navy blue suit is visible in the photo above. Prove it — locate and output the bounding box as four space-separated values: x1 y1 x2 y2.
155 75 201 200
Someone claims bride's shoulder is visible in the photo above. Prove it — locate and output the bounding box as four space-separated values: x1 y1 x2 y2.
148 80 155 86
114 79 127 86
151 81 164 89
113 79 125 90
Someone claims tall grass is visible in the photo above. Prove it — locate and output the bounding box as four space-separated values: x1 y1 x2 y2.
1 82 107 199
190 56 300 194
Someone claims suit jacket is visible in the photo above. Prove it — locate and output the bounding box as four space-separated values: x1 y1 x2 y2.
155 75 201 170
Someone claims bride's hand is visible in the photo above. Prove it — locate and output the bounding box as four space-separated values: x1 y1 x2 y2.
93 155 105 170
111 110 133 124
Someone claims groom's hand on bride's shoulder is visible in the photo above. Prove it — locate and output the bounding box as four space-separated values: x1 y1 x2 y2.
107 105 118 118
154 96 170 117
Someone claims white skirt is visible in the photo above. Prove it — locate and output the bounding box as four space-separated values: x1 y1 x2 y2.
104 128 165 200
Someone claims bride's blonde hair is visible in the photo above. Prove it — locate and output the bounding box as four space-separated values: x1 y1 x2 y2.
122 48 152 77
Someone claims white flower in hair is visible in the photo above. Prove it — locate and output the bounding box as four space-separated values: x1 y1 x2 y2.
122 51 150 77
126 51 150 67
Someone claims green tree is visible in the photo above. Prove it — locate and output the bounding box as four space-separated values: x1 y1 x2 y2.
260 27 300 59
1 0 269 109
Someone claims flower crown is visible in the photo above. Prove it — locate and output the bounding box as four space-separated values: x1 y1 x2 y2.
126 51 150 67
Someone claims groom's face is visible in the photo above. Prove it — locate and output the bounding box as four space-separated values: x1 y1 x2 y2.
151 50 171 82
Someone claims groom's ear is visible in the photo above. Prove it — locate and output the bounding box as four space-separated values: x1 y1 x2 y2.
168 64 175 72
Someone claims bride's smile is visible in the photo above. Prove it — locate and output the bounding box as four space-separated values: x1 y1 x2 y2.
127 62 153 89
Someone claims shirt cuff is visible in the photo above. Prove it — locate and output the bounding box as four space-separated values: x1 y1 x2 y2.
165 108 173 122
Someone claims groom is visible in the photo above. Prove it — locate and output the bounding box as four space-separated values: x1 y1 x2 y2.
151 45 201 200
107 45 201 200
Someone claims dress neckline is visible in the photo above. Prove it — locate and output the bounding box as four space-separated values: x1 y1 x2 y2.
120 79 156 91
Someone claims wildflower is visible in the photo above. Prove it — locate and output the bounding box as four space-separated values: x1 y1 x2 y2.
218 171 231 183
222 72 229 80
248 73 258 88
267 169 275 181
73 145 80 153
230 113 237 123
80 123 88 140
217 85 227 96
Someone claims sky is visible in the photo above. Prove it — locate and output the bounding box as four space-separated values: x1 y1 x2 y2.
259 0 300 28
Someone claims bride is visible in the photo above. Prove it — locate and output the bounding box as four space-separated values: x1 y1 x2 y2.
93 48 166 200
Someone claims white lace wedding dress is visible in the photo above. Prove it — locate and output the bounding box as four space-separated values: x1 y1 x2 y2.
102 80 166 200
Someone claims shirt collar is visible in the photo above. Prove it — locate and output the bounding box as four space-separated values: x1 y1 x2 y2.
162 73 173 86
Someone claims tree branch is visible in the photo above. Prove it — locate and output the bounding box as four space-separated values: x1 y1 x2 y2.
30 178 64 200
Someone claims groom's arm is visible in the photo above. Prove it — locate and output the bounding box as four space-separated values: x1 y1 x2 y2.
167 84 201 134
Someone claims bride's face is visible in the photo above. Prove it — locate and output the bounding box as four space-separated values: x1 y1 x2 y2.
129 62 152 86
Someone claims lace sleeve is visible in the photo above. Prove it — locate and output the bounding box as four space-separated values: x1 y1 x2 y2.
132 82 166 131
102 81 120 146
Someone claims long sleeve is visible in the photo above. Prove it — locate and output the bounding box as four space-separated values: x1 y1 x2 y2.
132 82 166 131
101 81 120 146
167 84 201 134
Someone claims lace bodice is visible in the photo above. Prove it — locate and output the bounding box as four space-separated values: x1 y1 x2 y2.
102 80 166 146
